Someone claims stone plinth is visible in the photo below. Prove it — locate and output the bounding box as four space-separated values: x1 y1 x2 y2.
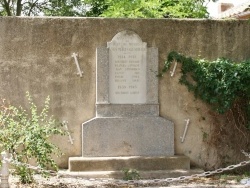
66 155 204 179
82 117 174 157
60 169 204 179
69 156 189 171
96 104 159 117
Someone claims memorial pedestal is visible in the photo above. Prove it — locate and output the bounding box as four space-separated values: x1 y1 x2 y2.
82 116 174 157
67 155 203 179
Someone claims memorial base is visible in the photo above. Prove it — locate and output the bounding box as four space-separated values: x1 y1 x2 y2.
67 156 203 179
81 117 174 157
61 169 204 179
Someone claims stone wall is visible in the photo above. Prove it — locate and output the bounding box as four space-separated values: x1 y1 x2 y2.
0 17 249 169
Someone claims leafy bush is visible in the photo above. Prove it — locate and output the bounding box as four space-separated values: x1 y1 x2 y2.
0 92 65 183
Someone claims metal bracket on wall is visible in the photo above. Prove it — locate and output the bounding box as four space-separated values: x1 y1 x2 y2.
72 53 83 77
180 119 190 143
170 60 178 77
62 120 74 145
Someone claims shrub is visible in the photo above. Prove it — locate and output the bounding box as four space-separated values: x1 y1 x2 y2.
0 92 65 183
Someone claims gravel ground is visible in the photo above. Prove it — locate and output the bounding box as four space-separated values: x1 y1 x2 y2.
7 174 250 188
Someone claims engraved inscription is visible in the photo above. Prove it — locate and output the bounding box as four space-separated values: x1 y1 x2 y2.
108 32 147 104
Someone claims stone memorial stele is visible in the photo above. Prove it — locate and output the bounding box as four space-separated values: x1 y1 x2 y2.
68 31 196 177
80 30 174 157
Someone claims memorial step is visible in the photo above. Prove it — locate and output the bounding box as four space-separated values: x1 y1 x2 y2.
59 169 204 179
69 155 190 172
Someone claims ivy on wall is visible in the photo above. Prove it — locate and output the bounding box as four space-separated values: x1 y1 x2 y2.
161 51 250 128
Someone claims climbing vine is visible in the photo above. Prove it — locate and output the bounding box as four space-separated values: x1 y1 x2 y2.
161 51 250 129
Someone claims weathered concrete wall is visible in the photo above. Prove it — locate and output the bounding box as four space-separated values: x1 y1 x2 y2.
0 17 249 169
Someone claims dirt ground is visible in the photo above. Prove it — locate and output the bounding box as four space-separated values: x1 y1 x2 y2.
8 174 250 188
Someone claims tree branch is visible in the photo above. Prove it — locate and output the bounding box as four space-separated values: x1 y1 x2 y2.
3 0 12 15
27 0 39 16
16 0 22 16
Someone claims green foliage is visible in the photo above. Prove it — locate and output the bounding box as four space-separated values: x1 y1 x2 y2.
43 0 87 16
100 0 209 18
122 168 140 180
101 0 163 18
84 0 108 17
161 0 210 18
161 51 250 127
0 92 65 183
0 0 86 16
0 0 215 18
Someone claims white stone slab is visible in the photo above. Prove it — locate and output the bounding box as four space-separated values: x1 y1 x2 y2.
107 30 147 104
